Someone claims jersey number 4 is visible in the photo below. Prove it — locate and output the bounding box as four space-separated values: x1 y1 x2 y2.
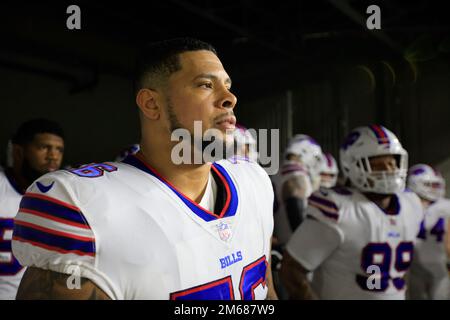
170 256 267 300
417 218 446 242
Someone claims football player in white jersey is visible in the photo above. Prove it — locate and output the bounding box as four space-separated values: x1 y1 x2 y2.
272 134 323 248
319 152 338 188
280 125 424 299
406 164 450 299
12 38 277 300
0 119 64 299
230 124 257 162
271 135 322 300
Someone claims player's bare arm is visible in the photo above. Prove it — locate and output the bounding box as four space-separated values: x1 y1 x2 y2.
282 175 309 199
16 267 110 300
280 251 317 300
282 176 308 230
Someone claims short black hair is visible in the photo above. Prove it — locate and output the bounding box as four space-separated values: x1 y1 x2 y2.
134 37 217 94
11 118 65 146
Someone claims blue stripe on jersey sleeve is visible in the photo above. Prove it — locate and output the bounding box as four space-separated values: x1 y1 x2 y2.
309 195 338 211
20 195 88 225
13 224 95 256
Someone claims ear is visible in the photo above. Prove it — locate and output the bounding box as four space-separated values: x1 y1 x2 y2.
136 88 161 120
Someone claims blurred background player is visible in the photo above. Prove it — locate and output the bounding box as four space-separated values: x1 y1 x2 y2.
320 152 339 189
0 118 64 299
271 134 322 299
273 134 323 246
406 164 450 299
230 123 257 162
281 125 424 299
114 143 140 162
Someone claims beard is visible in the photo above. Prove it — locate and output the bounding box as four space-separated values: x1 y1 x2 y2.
166 97 232 161
166 96 184 133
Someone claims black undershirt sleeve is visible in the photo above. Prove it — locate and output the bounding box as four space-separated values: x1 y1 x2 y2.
284 197 306 231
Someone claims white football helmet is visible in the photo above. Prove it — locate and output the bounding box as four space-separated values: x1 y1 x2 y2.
407 164 445 201
285 134 323 190
115 143 140 162
233 124 258 161
320 152 339 188
234 124 256 145
340 125 408 194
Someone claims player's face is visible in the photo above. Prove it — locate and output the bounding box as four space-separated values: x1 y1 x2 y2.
164 50 237 144
286 153 301 163
23 133 64 174
368 155 398 172
320 173 336 182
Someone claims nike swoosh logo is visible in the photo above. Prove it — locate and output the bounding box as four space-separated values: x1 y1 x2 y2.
36 181 55 193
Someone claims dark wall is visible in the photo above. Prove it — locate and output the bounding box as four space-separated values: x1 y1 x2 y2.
235 56 450 168
0 66 139 167
2 53 449 169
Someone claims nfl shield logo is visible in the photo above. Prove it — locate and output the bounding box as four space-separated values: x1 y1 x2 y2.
217 222 232 241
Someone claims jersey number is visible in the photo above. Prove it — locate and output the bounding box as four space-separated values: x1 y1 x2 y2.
0 218 23 275
70 163 118 178
170 256 267 300
356 242 413 291
418 218 445 242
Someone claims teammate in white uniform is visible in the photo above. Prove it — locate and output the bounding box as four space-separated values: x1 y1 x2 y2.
319 152 338 188
271 135 322 300
406 164 450 299
0 171 24 299
230 124 257 163
281 125 424 299
12 38 277 300
272 135 323 247
0 119 64 299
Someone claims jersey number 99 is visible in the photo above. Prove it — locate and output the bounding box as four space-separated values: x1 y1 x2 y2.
357 242 414 291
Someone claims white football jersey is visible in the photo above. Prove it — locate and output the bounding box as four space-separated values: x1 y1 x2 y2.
272 160 311 247
286 186 424 299
408 198 450 299
12 154 274 300
0 171 26 300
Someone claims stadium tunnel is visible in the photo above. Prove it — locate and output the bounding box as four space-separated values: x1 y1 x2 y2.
1 0 450 192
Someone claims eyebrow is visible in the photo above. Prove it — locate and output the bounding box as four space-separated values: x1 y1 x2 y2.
192 73 232 86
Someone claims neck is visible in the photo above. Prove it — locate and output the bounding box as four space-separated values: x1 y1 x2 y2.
7 166 29 194
420 197 433 209
138 141 212 204
364 192 392 210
